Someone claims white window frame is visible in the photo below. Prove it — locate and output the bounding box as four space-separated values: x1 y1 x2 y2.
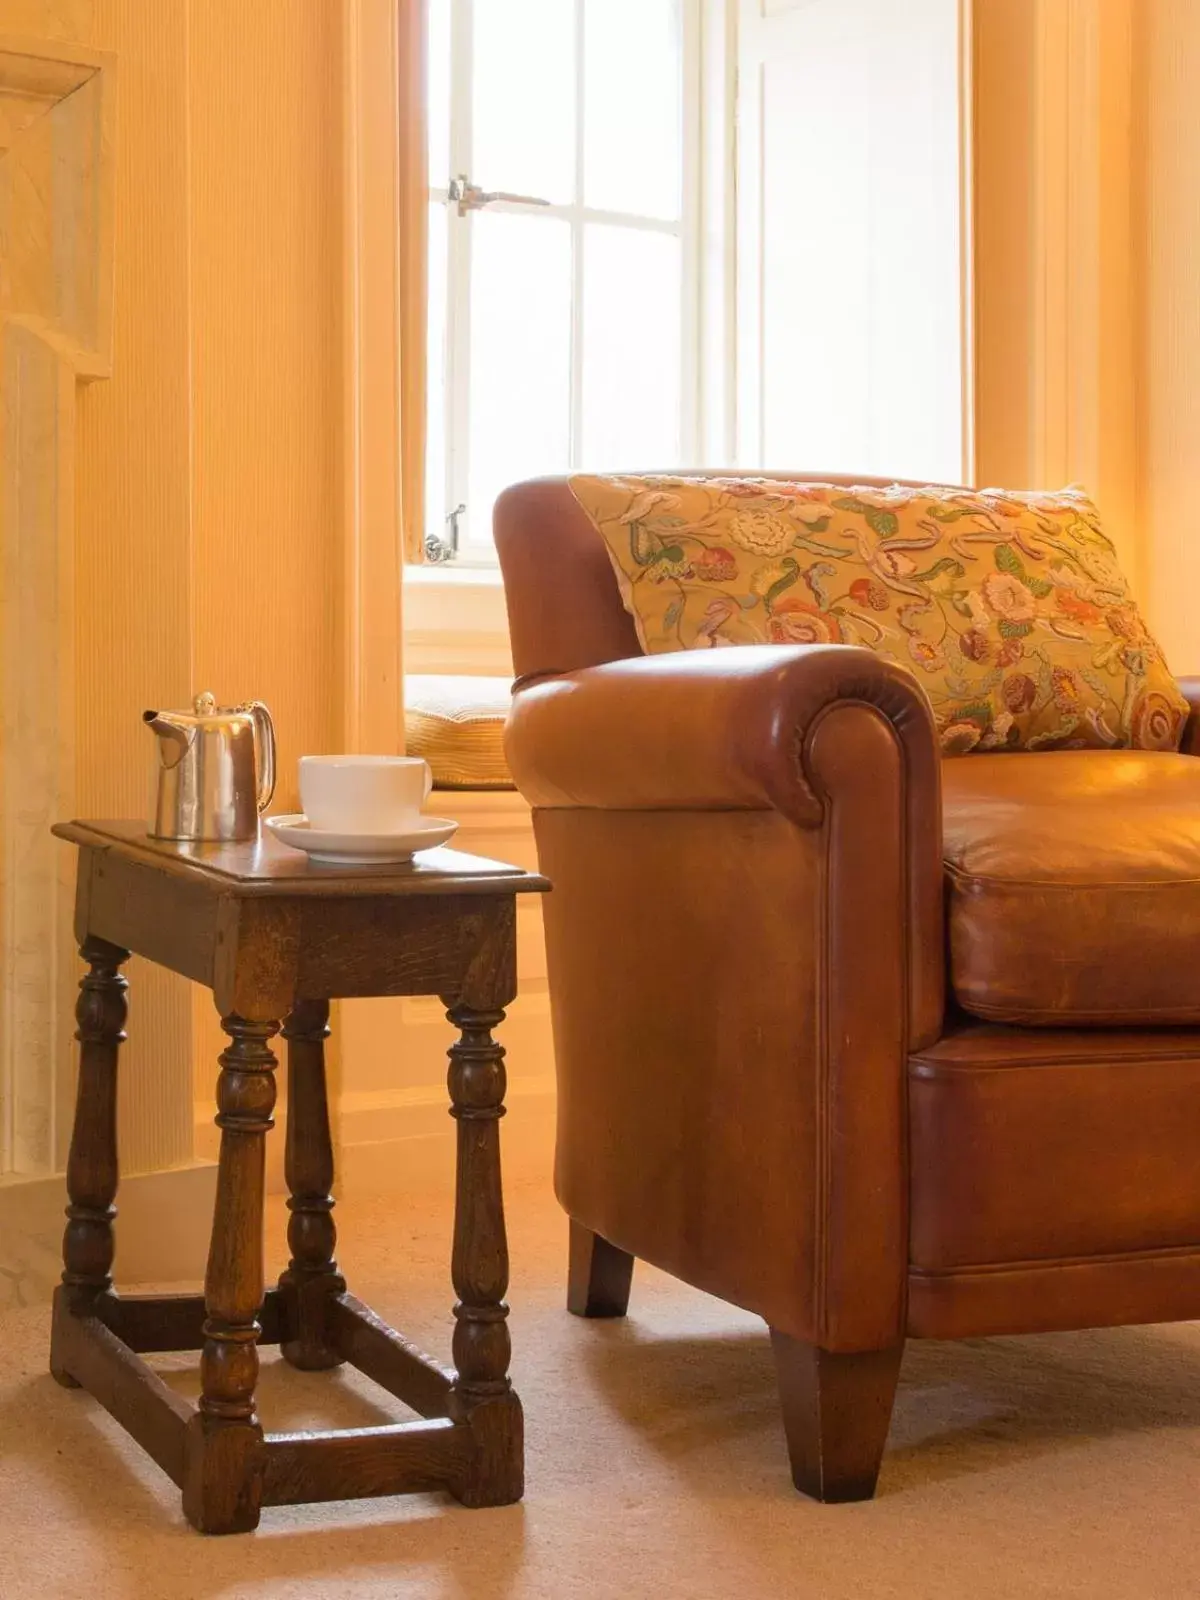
424 0 707 566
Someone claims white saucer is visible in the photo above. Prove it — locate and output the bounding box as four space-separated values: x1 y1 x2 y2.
266 813 459 866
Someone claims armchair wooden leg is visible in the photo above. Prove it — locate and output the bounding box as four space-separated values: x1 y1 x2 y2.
770 1331 903 1503
567 1220 634 1318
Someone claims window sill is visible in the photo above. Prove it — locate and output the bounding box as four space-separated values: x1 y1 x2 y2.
404 561 504 588
403 561 513 677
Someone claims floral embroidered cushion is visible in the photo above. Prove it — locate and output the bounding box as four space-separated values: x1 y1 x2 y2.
568 473 1188 754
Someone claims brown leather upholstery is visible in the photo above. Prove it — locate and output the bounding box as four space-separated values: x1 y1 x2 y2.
510 648 944 1350
909 1026 1200 1337
494 477 641 681
943 751 1200 1025
912 1024 1200 1265
1178 675 1200 754
495 469 1200 1499
909 1238 1200 1340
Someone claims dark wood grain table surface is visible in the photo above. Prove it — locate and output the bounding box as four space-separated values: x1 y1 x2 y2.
49 820 548 1534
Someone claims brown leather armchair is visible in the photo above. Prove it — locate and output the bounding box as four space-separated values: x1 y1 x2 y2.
495 473 1200 1502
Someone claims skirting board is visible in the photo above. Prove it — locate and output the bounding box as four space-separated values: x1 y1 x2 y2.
337 1079 556 1197
0 1161 218 1307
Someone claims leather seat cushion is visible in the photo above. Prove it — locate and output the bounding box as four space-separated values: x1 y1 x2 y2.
909 1025 1200 1272
943 751 1200 1025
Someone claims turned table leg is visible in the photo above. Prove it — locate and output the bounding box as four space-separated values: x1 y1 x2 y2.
277 999 345 1370
182 1014 278 1535
50 937 130 1387
444 1002 523 1508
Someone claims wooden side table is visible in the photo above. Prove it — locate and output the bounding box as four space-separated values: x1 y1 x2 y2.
49 820 548 1535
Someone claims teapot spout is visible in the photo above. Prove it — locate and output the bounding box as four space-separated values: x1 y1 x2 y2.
143 710 192 768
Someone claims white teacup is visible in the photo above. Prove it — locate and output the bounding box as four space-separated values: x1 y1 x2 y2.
299 755 432 835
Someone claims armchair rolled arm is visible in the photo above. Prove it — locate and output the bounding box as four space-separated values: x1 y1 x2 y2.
512 644 945 1347
506 643 940 830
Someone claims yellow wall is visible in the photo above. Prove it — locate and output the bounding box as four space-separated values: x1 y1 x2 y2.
13 0 348 1167
1136 1 1200 673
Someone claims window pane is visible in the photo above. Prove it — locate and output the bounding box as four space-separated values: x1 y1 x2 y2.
581 225 682 469
467 212 572 547
427 0 451 188
584 0 682 219
473 0 575 205
424 201 449 551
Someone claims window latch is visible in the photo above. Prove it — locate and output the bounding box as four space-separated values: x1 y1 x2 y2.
447 174 551 216
425 503 466 565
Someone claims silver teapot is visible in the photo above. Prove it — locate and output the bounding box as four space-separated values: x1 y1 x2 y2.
143 693 276 842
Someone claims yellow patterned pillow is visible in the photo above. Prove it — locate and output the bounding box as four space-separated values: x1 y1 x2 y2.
569 474 1188 754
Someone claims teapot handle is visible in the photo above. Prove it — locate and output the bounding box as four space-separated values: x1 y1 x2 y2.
244 701 276 813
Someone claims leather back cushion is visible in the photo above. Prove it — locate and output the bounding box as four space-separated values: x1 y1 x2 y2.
568 473 1187 753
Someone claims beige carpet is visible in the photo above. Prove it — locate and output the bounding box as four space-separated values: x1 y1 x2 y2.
3 1148 1200 1600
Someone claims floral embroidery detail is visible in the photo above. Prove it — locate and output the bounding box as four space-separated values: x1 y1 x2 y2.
1132 690 1183 750
850 577 889 611
767 598 842 645
569 474 1189 754
1078 546 1126 593
1107 605 1156 649
908 636 945 672
1051 666 1082 711
983 572 1036 624
729 509 796 558
1002 674 1037 713
694 547 738 583
876 549 917 580
694 596 739 645
750 562 794 598
651 556 693 583
1057 590 1103 628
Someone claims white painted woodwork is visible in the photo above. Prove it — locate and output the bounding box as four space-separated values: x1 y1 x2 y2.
0 36 113 1177
736 0 971 485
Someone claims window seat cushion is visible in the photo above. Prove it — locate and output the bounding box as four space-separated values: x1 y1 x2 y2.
404 674 515 789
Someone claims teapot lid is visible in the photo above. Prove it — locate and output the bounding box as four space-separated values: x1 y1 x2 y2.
143 692 248 731
184 692 254 726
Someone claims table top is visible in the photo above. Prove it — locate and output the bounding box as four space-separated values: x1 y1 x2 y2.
53 819 549 899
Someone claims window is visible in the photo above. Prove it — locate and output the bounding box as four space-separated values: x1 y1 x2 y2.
424 0 700 563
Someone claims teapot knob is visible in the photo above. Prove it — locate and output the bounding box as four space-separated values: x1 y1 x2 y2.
193 691 217 716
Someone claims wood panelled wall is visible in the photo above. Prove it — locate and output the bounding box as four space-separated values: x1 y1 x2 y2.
973 0 1139 584
26 0 347 1171
1136 1 1200 673
974 0 1199 679
187 0 345 1131
187 1 343 801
